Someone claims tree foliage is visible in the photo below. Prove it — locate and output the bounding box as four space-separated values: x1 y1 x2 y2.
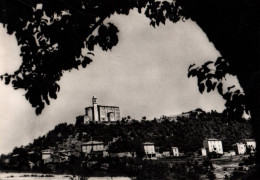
188 58 248 119
0 0 185 114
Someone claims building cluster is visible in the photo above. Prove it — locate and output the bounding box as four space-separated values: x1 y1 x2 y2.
41 141 180 163
10 151 40 169
201 138 256 157
12 137 256 168
43 138 252 162
232 139 256 155
41 148 71 164
15 137 254 165
40 138 256 164
143 142 179 159
82 141 180 160
157 109 204 123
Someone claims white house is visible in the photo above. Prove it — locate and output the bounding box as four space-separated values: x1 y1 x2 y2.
171 147 179 157
229 150 236 156
162 151 171 157
110 152 135 158
41 149 54 164
42 149 53 159
244 139 256 153
203 138 223 154
81 141 104 156
233 143 246 155
201 148 207 156
143 142 156 159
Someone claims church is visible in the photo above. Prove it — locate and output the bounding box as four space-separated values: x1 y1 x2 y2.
76 96 120 124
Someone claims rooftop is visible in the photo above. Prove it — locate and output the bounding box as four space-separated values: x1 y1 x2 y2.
204 138 221 141
143 142 154 145
82 141 104 145
244 139 255 142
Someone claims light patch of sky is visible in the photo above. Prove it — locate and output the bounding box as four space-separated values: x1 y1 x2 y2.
0 10 241 154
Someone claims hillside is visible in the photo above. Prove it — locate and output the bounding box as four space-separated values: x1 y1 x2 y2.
0 110 252 172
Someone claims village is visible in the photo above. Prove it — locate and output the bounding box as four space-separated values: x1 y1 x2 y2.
1 97 256 179
38 97 256 166
40 138 256 165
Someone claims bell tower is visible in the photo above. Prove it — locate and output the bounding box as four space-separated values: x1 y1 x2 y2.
92 96 99 121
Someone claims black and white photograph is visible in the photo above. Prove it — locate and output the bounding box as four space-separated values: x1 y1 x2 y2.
0 0 259 179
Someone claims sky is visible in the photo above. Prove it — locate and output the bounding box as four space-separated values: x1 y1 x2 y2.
0 10 242 154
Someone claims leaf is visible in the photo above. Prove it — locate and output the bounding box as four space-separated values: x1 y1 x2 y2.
108 23 119 33
150 21 155 28
56 84 60 92
98 25 107 36
87 52 95 56
223 92 231 101
82 57 92 68
217 83 223 95
188 68 198 78
5 76 10 85
49 90 57 99
87 35 96 51
206 80 212 92
199 83 205 93
234 90 240 94
203 61 213 68
228 85 235 91
214 57 223 66
36 104 44 116
188 64 195 71
212 82 217 90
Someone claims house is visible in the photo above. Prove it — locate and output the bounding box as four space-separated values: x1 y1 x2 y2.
12 154 19 158
244 139 256 153
41 149 54 164
57 150 71 162
229 150 236 156
52 154 62 163
162 151 171 157
76 96 120 124
201 148 207 156
232 143 246 155
171 147 179 157
110 152 135 158
28 151 35 155
156 152 162 158
160 109 203 122
160 112 191 122
42 149 53 159
81 141 104 156
103 151 109 157
28 161 35 169
203 138 223 154
4 158 10 164
143 142 156 159
41 149 72 164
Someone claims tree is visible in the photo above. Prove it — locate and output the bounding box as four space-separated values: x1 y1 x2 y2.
1 0 260 175
0 0 183 115
180 0 260 172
